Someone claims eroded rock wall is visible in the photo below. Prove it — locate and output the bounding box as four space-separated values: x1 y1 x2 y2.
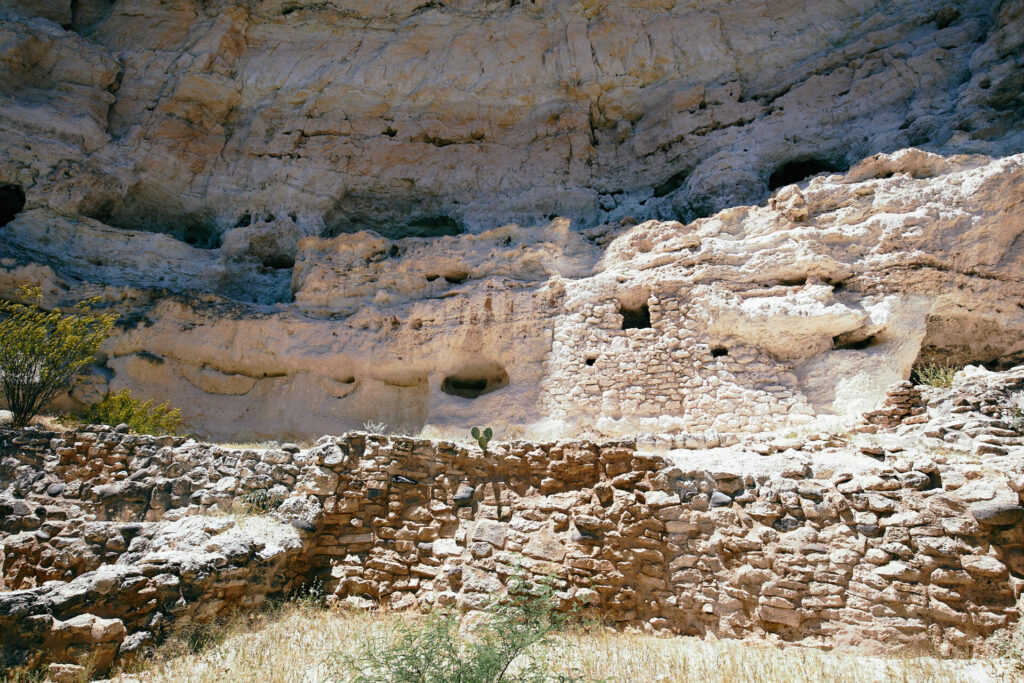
4 0 1024 234
5 370 1024 672
5 150 1023 441
0 1 1023 440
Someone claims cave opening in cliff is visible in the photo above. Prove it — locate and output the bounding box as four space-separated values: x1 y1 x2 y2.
261 252 295 270
0 184 26 227
913 314 1024 374
652 170 688 198
441 360 509 399
768 157 845 190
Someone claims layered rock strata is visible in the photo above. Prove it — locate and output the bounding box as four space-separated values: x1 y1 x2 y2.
1 150 1022 440
0 1 1023 440
2 0 1021 234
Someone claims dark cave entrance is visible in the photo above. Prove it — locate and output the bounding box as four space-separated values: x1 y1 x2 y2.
769 158 845 191
0 185 26 227
441 360 510 399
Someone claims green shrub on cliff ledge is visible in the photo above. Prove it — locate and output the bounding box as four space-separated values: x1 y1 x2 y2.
910 361 959 388
85 389 182 435
0 285 117 428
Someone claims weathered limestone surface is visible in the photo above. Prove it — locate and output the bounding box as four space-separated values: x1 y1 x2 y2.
2 0 1021 233
4 369 1024 674
2 150 1023 441
0 1 1023 440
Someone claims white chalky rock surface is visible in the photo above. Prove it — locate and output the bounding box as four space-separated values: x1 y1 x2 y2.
0 1 1021 440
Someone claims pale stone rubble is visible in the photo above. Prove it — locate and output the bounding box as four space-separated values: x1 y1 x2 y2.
4 368 1024 676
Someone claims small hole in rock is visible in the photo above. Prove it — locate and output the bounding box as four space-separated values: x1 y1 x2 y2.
711 347 728 357
833 334 879 351
261 253 295 270
652 170 688 198
425 274 439 282
585 356 597 367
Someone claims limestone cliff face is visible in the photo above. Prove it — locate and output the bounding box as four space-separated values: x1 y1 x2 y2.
0 1 1022 440
4 0 1023 240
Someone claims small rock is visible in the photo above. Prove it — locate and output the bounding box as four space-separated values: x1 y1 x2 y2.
976 443 1008 456
969 502 1024 526
855 523 882 537
47 663 88 683
773 515 801 531
710 491 732 507
961 554 1008 578
453 484 475 507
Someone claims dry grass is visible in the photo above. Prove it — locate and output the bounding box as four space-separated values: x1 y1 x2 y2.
107 601 1005 683
0 411 80 431
912 362 961 388
30 414 80 431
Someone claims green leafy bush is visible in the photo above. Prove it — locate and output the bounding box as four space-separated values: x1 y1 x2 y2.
335 573 587 683
85 389 182 435
0 286 117 428
910 362 959 388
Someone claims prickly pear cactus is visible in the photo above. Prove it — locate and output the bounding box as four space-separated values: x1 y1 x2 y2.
470 426 493 456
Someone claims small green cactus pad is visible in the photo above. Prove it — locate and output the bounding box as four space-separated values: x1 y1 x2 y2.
471 426 493 451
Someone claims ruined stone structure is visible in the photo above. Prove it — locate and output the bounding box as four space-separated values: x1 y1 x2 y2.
4 368 1024 676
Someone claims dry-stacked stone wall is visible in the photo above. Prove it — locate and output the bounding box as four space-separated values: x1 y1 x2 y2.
4 423 1024 672
540 291 815 436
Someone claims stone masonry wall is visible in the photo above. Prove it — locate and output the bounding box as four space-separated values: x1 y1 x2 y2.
541 289 814 436
4 424 1024 669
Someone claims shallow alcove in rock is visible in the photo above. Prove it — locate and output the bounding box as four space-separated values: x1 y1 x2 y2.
832 333 881 351
652 170 688 198
443 271 469 284
0 184 26 227
322 194 464 239
768 157 846 191
261 253 295 270
441 360 509 399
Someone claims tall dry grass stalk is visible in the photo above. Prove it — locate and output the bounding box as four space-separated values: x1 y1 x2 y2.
107 601 1006 683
